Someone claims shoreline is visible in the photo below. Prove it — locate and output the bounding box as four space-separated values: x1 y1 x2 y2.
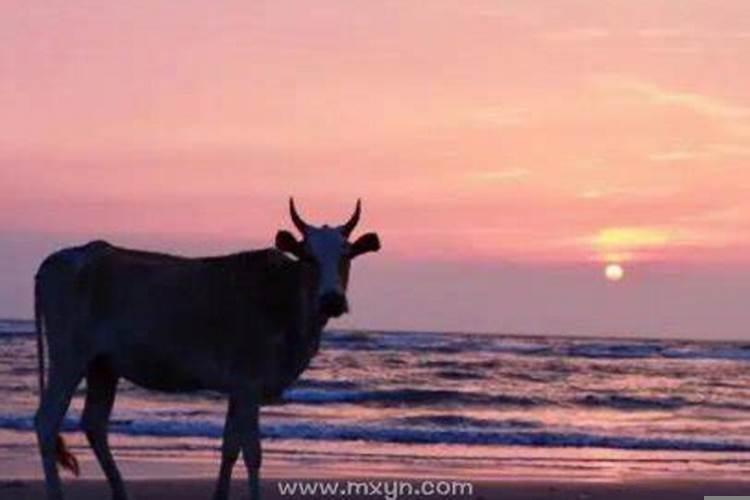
2 478 750 500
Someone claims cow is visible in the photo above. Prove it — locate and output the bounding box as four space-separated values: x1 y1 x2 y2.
33 199 381 500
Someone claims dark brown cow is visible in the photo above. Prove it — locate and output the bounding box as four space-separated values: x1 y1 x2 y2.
33 199 381 500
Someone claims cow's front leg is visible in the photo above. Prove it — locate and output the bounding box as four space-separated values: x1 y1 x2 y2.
213 388 261 500
213 397 240 500
239 389 262 500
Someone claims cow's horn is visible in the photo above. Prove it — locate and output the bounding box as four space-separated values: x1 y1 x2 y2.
340 199 361 237
289 198 309 233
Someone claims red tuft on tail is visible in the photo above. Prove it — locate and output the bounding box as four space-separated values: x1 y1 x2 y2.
37 275 79 479
55 435 80 477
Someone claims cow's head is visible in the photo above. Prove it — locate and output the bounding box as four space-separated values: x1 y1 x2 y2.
275 198 381 318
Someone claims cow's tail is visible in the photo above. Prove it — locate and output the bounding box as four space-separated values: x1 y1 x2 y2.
35 274 80 477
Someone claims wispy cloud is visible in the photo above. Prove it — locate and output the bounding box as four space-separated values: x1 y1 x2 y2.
592 76 750 119
636 28 687 39
648 150 698 162
593 227 671 248
467 168 530 182
645 46 704 55
542 28 610 42
585 226 701 262
706 143 750 157
580 186 677 200
470 107 530 127
649 144 750 162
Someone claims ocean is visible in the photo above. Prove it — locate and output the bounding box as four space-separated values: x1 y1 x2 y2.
1 319 750 481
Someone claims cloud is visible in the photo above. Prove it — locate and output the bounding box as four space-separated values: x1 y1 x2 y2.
470 107 530 127
542 28 610 42
648 143 750 162
645 46 704 55
586 226 674 262
648 150 699 162
636 28 687 39
706 143 750 157
592 76 750 119
579 186 677 200
467 168 530 182
593 227 671 249
583 225 719 262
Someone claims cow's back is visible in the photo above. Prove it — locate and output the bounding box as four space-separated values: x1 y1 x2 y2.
37 241 321 400
77 244 309 394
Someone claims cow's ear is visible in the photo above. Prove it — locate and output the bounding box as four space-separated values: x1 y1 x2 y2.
350 232 381 258
275 230 305 259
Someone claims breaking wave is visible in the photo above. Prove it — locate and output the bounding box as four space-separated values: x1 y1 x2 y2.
1 413 749 452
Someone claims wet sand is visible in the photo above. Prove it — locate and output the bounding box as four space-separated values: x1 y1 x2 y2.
2 478 750 500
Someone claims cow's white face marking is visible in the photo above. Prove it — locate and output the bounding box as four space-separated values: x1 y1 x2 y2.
304 225 347 298
276 198 380 318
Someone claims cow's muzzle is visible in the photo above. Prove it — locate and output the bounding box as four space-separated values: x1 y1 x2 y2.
320 292 348 318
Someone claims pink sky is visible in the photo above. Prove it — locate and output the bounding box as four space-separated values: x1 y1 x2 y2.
1 1 749 338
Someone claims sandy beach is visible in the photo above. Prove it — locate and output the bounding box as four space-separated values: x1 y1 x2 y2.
2 478 750 500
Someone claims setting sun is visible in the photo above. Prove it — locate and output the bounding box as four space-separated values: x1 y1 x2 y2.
604 263 625 282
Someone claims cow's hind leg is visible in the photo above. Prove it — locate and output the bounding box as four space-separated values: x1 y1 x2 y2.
35 367 83 500
81 358 127 500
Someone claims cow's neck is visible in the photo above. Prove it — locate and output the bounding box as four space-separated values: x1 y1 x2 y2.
287 261 328 369
297 261 334 329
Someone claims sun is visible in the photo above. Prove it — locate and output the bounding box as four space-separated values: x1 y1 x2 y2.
604 263 624 282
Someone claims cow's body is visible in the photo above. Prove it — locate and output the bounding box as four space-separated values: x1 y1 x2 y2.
38 240 322 398
34 200 380 500
35 241 323 500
